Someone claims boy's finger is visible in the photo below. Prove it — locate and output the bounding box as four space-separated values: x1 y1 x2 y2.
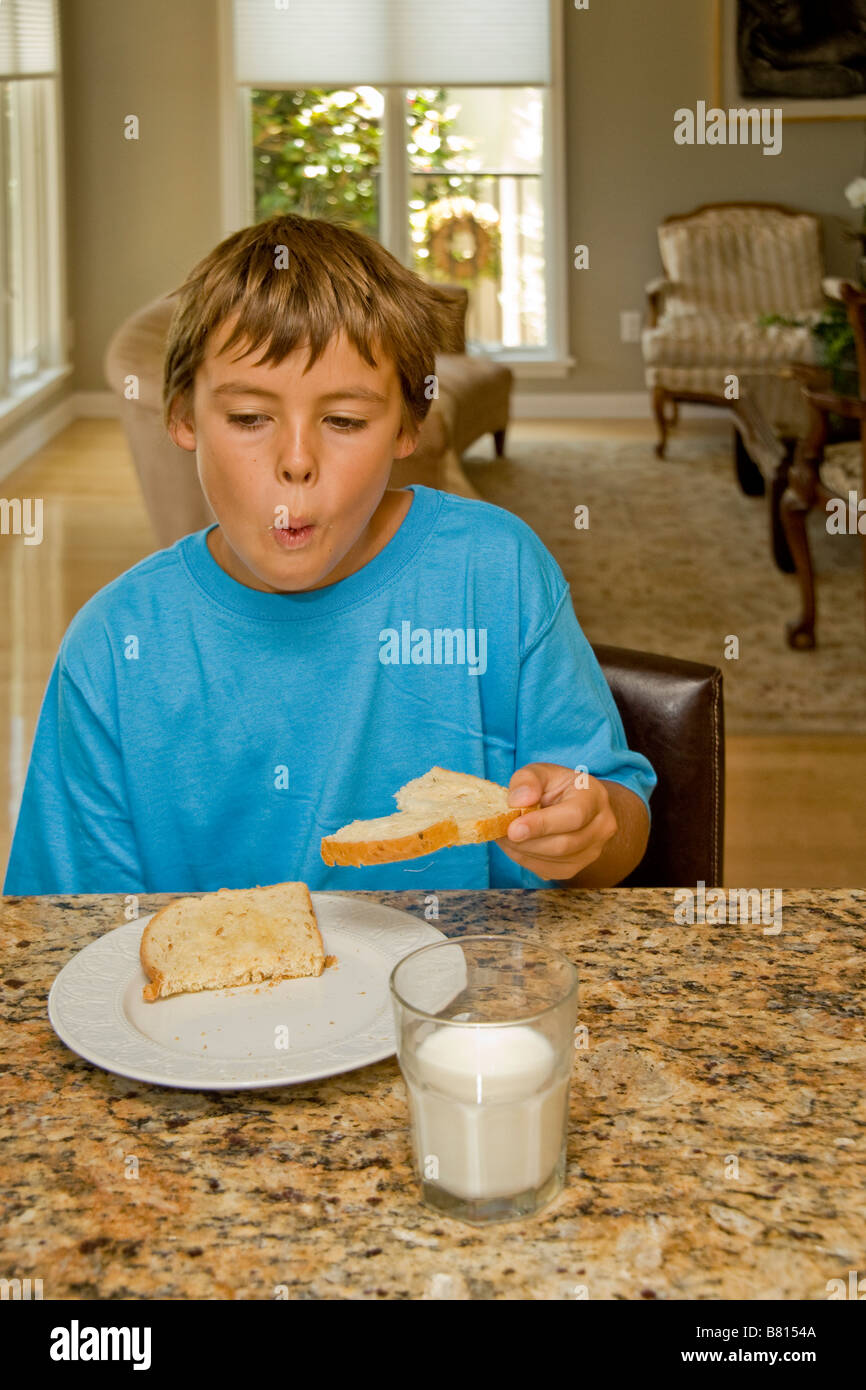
507 798 593 843
508 824 605 860
499 840 604 881
507 763 551 806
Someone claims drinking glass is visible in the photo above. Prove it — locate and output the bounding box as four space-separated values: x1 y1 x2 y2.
389 935 579 1225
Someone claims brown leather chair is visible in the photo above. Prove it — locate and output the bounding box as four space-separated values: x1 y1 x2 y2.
593 645 724 887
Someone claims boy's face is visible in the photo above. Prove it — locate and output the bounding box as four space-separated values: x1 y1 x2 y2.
169 314 419 593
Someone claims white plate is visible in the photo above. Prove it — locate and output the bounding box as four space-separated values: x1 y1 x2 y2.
47 894 445 1090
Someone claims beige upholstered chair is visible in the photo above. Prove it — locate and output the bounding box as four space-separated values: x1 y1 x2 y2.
103 285 512 550
642 202 829 456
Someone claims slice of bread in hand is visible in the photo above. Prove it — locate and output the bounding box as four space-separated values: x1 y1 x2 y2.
319 810 459 867
320 766 537 867
140 881 325 1002
395 766 527 844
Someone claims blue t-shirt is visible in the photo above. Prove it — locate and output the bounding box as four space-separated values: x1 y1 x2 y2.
4 485 655 895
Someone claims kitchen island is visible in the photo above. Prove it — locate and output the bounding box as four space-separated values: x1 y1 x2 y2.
1 887 863 1300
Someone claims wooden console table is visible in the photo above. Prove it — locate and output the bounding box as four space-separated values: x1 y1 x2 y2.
733 372 862 650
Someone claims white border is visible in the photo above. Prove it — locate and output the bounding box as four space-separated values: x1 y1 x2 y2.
716 0 866 122
545 0 570 366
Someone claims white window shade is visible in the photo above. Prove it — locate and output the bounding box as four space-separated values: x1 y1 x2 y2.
0 0 59 79
232 0 551 87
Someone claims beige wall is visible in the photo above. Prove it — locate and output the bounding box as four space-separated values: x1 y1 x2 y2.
61 0 223 400
53 0 866 408
552 0 864 396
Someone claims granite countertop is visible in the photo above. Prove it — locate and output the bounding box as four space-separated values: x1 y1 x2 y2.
1 888 864 1301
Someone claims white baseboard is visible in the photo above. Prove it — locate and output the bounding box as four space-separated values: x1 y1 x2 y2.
511 391 723 420
0 392 119 486
0 393 77 486
0 388 727 490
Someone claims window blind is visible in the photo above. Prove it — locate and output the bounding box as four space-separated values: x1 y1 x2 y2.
232 0 551 87
0 0 59 79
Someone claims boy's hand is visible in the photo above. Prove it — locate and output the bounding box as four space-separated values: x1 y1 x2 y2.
496 762 619 882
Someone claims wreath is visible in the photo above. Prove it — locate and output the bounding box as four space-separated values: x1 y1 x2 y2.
430 215 494 281
422 196 500 283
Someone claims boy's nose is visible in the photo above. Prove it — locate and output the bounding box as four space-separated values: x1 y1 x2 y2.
279 460 316 483
277 440 318 483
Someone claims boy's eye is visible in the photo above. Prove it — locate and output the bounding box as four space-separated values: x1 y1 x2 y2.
227 414 366 432
326 415 367 431
228 414 268 430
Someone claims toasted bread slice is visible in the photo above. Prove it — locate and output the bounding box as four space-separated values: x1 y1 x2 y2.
320 810 459 867
395 766 527 843
320 767 537 867
140 881 325 1002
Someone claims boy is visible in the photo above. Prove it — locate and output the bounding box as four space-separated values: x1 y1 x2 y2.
4 213 655 895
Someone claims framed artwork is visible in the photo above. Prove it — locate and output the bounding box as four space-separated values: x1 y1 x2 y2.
715 0 866 121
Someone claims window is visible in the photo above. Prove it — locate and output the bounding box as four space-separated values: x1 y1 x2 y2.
226 0 568 366
0 0 67 407
250 85 383 238
406 87 546 352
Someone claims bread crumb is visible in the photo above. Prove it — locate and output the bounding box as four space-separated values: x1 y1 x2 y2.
324 955 338 969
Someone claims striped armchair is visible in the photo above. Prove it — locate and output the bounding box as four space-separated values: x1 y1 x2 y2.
642 202 828 457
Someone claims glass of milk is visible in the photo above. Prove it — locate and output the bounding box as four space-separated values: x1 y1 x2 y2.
389 935 578 1225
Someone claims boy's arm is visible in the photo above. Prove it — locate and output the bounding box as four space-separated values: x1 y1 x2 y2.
508 773 650 887
495 584 657 889
497 764 650 887
565 780 649 887
3 651 144 895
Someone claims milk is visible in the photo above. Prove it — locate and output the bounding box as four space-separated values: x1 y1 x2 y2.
405 1024 570 1201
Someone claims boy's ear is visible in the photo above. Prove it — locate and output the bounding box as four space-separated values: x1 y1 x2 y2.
394 422 421 460
168 405 197 453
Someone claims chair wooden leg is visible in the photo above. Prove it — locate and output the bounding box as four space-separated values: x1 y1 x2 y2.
653 387 670 458
734 429 766 497
780 442 821 650
493 427 506 458
769 443 795 573
861 452 866 638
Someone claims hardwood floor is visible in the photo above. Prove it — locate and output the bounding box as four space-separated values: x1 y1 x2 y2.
1 417 864 888
725 736 866 886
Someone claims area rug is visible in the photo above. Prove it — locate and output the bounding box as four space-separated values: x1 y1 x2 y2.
462 430 866 735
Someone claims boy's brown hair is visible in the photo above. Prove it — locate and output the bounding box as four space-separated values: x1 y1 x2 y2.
163 212 462 437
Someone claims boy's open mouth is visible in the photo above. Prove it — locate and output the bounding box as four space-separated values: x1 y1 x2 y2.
271 521 316 550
